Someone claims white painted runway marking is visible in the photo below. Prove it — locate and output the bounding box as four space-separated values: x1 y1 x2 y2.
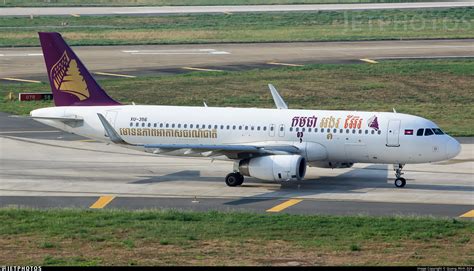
268 62 304 67
374 55 474 60
94 72 136 78
303 45 474 51
121 49 230 55
2 77 42 83
0 53 43 57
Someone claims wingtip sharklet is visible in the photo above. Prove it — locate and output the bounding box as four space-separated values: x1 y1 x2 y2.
97 113 128 145
268 84 288 109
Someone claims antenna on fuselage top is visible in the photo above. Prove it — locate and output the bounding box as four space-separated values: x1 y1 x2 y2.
393 108 397 113
203 100 208 107
268 84 288 109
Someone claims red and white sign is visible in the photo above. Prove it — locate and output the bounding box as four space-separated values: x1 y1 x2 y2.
19 93 53 101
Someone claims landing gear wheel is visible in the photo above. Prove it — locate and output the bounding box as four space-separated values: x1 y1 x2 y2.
393 164 406 188
236 174 244 186
225 172 244 187
394 177 406 188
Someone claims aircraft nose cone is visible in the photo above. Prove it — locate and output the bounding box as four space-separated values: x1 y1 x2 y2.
446 137 461 159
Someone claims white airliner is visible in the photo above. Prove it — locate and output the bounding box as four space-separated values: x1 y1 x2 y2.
30 32 461 187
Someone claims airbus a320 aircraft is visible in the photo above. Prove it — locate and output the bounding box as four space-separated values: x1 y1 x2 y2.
30 32 461 188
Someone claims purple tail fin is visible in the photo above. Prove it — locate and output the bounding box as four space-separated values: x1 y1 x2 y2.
39 32 120 106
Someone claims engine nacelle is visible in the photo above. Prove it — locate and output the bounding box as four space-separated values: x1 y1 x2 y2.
238 155 306 181
310 161 354 169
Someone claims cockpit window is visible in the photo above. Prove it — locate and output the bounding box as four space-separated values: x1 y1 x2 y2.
432 128 444 135
424 128 434 136
416 128 424 136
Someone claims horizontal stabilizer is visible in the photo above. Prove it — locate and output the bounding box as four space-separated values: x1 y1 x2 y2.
15 115 83 122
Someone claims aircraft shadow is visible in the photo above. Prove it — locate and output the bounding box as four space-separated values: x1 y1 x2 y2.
224 164 473 206
131 170 222 184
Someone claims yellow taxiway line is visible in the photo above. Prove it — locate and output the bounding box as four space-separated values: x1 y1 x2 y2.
94 72 136 78
267 62 304 67
182 67 224 72
459 210 474 218
2 77 42 83
90 196 115 209
360 58 379 64
266 199 303 213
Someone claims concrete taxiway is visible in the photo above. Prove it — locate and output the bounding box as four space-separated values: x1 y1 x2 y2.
0 113 473 217
2 2 473 17
1 39 473 83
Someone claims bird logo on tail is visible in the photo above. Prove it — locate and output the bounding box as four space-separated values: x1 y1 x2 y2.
50 51 90 101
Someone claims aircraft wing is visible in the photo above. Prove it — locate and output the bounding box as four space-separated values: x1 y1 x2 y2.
97 113 300 159
142 143 300 158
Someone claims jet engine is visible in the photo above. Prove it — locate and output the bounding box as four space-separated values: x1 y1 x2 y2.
310 161 354 169
238 155 306 181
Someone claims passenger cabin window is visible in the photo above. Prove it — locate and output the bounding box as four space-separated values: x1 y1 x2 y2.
424 129 434 136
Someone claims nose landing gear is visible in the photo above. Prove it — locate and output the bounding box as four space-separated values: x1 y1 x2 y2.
393 164 406 188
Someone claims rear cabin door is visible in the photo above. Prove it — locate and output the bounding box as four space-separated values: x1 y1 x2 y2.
386 119 401 147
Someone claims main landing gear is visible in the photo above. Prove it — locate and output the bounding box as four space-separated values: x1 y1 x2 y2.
393 164 406 188
225 172 244 187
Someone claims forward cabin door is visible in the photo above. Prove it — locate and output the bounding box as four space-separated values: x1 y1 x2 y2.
386 119 401 147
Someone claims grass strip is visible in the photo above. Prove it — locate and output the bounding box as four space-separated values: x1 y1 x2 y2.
2 0 451 8
1 8 472 47
0 208 472 265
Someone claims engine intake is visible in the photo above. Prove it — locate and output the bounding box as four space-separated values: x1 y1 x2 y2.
239 155 306 181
